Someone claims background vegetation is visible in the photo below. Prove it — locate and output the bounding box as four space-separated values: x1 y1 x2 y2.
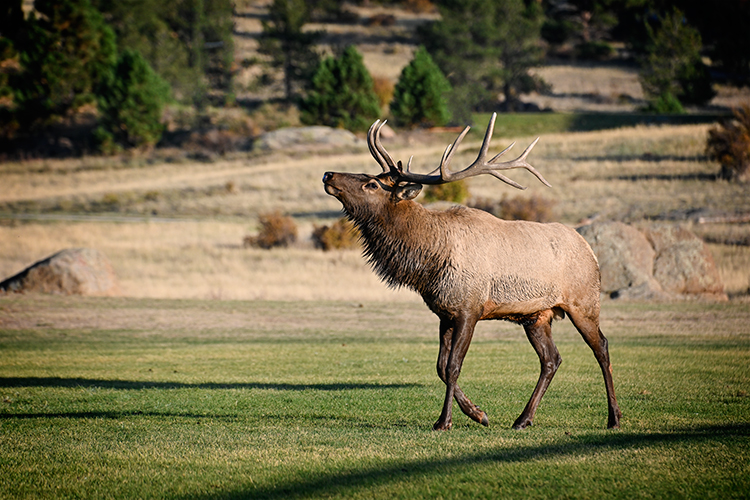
1 0 749 157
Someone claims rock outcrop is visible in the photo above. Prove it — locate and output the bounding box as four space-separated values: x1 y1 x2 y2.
0 248 119 296
577 222 726 301
255 126 363 152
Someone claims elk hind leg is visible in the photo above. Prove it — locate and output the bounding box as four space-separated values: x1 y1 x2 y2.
567 308 622 429
513 310 561 430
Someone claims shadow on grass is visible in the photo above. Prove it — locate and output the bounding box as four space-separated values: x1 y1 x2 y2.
0 376 419 392
185 424 750 500
572 154 711 165
566 112 723 132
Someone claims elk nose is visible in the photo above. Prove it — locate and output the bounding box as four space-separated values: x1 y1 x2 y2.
322 172 333 183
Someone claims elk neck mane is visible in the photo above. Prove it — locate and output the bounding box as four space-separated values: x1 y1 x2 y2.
344 200 454 295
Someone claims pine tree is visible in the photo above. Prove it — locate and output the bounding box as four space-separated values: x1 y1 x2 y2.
639 8 714 112
13 0 117 127
258 0 323 102
95 49 171 150
300 46 380 132
417 0 543 121
391 46 451 128
93 0 234 106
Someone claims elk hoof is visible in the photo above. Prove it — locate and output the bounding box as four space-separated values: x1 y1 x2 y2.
433 420 452 431
480 412 489 427
607 408 622 429
512 418 532 430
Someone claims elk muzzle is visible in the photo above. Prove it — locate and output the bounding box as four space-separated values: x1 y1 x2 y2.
323 172 341 196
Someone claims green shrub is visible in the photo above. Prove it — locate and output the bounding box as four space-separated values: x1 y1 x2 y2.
312 218 360 251
390 46 451 128
576 41 615 61
96 49 171 150
245 211 298 249
300 46 381 132
706 104 750 182
422 180 469 204
643 92 685 114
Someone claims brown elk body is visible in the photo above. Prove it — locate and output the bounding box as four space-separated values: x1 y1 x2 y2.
323 114 621 430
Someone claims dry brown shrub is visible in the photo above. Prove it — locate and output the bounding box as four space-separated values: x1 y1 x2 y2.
706 103 750 182
472 194 557 222
365 14 396 26
244 211 298 249
372 76 395 110
312 218 360 251
405 0 437 13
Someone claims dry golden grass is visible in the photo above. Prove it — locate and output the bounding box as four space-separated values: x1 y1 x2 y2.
0 219 416 302
1 124 748 300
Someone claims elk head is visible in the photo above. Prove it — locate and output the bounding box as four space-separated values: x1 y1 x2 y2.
322 113 550 220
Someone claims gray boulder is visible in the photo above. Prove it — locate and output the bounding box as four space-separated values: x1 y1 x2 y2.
644 225 725 298
0 248 119 296
255 126 364 152
577 222 666 300
577 222 725 300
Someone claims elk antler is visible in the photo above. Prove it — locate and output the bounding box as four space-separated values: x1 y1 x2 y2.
367 113 550 190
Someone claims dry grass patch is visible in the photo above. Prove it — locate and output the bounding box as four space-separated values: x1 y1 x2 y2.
0 220 417 302
1 123 748 299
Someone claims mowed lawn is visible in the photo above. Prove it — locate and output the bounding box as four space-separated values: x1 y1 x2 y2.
1 295 748 499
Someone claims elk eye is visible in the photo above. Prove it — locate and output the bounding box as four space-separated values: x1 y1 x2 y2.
364 181 379 191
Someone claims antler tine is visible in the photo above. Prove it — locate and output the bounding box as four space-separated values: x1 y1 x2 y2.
367 120 398 173
437 113 550 189
374 120 400 173
486 137 551 188
367 120 387 172
366 113 549 190
437 126 471 179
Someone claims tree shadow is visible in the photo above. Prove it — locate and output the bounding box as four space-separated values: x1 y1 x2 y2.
0 409 238 421
0 377 419 392
573 154 711 165
182 424 750 499
567 112 723 132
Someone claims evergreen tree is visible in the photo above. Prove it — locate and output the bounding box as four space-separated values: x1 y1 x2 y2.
93 0 234 106
300 46 381 132
639 7 714 112
12 0 117 128
95 49 171 150
258 0 323 102
391 46 451 128
418 0 544 121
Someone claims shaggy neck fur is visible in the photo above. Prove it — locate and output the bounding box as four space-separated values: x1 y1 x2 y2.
343 200 452 297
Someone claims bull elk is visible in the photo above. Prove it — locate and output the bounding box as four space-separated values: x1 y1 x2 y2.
322 113 621 430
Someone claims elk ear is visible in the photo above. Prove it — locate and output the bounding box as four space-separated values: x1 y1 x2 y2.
395 182 422 201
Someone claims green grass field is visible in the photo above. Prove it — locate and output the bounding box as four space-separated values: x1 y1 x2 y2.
470 112 725 139
1 295 748 499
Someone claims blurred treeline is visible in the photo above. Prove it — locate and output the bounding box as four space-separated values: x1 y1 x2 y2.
0 0 748 159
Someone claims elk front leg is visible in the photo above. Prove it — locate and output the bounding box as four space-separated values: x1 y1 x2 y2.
436 317 488 427
513 310 561 430
434 314 483 430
